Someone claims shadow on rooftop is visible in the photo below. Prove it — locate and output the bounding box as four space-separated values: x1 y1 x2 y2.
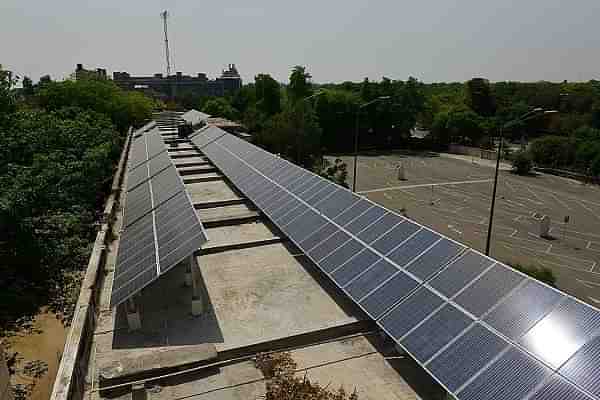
112 262 224 349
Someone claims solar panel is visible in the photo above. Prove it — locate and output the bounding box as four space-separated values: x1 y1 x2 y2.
359 269 420 319
520 298 600 368
428 251 495 298
426 323 508 392
197 128 600 400
405 239 465 281
110 119 207 308
457 347 551 400
454 263 525 318
529 376 592 400
155 191 207 274
401 304 473 363
484 279 563 341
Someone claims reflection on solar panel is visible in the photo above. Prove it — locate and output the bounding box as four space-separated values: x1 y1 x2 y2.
110 123 207 308
198 127 600 400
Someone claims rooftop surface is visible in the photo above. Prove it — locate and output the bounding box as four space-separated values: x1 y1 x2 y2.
87 117 436 400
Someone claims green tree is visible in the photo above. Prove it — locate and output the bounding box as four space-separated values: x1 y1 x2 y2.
255 74 281 116
529 136 576 168
0 65 16 115
21 76 34 96
467 78 495 117
37 79 153 132
257 103 322 167
201 97 239 120
511 151 533 175
288 66 312 104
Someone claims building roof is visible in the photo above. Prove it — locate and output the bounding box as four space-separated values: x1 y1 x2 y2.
73 110 600 400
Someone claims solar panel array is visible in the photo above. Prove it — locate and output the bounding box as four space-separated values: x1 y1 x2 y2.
194 127 600 400
111 125 208 308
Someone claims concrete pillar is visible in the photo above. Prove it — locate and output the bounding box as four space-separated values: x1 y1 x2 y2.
126 296 142 331
540 215 551 238
184 260 192 287
190 256 204 316
1 343 13 400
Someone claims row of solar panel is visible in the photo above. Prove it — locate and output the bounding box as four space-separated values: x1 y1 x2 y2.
110 125 208 308
197 129 600 400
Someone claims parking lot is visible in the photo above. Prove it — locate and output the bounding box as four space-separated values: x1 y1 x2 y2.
333 152 600 307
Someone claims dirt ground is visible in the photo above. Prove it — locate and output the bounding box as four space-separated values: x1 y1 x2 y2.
8 312 67 400
330 152 600 308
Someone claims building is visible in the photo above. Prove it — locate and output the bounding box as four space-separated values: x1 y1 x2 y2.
74 64 108 80
51 111 600 400
112 64 242 100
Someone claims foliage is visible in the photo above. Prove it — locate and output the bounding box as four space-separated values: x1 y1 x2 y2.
201 97 239 120
511 151 533 175
256 103 322 168
255 352 358 400
512 264 557 287
466 78 495 117
0 64 152 336
255 74 281 116
529 135 576 168
316 158 349 188
36 78 153 132
288 66 312 104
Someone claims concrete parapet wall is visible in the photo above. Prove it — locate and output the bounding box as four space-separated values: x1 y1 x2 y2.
50 128 133 400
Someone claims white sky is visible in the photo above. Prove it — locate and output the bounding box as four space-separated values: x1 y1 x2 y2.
2 0 599 84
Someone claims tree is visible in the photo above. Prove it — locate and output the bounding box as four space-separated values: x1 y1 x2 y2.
288 66 312 104
0 64 16 115
529 136 576 168
316 158 349 188
22 76 34 96
511 151 533 175
201 97 239 120
36 79 153 132
467 78 495 117
257 103 322 167
255 74 281 116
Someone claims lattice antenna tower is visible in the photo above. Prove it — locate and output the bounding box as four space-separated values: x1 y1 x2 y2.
160 10 172 77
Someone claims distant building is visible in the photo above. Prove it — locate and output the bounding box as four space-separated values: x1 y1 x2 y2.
74 64 108 80
112 64 242 100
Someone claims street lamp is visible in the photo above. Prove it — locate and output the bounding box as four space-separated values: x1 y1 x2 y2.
352 96 391 192
485 108 559 256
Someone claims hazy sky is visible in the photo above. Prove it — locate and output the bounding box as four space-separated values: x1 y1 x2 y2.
2 0 599 84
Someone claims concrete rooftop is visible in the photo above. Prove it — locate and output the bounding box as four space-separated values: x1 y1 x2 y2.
87 117 441 400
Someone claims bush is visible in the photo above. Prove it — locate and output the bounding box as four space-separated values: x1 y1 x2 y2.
529 136 576 168
512 264 557 287
511 151 533 175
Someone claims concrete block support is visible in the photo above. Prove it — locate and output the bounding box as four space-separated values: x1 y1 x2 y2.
126 297 142 331
190 256 204 316
184 261 192 287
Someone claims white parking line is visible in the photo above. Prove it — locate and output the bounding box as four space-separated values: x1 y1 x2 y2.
358 179 492 194
578 201 600 221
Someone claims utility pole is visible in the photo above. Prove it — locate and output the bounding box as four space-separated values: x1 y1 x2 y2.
161 11 172 77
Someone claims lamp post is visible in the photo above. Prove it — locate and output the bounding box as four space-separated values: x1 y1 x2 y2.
485 108 559 256
352 96 391 192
